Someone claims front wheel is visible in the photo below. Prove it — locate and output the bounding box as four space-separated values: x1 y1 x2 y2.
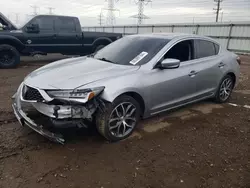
0 44 20 68
95 95 141 142
214 75 234 103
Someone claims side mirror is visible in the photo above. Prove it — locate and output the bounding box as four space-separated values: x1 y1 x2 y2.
26 24 40 33
160 58 180 69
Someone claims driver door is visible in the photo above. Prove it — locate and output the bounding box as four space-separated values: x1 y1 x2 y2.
147 39 200 115
23 16 56 53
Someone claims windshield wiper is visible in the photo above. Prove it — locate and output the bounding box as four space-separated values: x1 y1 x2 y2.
97 58 116 64
87 54 94 57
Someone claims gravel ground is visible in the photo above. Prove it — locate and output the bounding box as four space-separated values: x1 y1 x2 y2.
0 54 249 188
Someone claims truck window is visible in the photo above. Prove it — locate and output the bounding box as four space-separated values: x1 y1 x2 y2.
31 17 54 33
56 17 76 33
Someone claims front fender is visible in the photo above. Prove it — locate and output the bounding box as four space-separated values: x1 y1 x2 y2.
0 35 25 50
100 87 145 103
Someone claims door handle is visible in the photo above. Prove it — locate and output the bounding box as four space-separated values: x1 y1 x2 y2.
188 70 198 77
218 62 225 68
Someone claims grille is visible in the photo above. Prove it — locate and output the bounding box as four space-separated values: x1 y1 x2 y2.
23 85 44 101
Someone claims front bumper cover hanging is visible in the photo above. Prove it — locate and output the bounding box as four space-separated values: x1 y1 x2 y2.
12 96 65 144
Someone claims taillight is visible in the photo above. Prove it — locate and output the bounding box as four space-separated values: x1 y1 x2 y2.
236 56 241 65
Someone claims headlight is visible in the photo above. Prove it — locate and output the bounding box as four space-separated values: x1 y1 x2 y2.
46 86 105 103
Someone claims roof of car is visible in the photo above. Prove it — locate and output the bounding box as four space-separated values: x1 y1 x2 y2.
129 33 211 41
35 15 78 19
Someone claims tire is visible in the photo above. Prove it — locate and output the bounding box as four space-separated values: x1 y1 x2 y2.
0 44 20 68
214 75 234 103
94 45 105 53
95 95 141 142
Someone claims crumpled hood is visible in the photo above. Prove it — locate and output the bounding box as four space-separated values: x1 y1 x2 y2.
24 57 139 90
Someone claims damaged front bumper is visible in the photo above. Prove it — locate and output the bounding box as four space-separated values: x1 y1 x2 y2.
12 101 65 144
12 83 101 144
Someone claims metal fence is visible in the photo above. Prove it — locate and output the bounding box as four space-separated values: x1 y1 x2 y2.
83 22 250 54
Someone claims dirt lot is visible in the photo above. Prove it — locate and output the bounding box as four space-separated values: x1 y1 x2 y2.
0 55 250 188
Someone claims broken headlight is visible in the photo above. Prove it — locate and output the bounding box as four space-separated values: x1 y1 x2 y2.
46 86 105 103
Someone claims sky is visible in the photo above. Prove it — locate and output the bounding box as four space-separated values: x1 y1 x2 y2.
1 0 250 27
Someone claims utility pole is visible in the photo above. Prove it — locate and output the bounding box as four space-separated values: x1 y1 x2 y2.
221 12 223 22
31 5 39 16
47 7 55 15
103 0 120 25
15 13 19 25
98 12 104 26
214 0 222 22
131 0 152 25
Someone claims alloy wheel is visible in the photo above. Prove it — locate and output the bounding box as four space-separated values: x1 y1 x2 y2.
108 102 137 138
219 77 233 101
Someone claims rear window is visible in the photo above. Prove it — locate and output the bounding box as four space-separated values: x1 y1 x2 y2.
56 17 76 33
195 39 217 58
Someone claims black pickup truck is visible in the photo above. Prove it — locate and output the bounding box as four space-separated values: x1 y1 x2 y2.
0 14 122 68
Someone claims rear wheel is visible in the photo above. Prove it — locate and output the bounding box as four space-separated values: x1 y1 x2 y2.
94 45 105 53
95 95 141 142
0 44 20 68
214 75 234 103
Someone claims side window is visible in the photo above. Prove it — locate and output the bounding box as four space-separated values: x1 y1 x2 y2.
164 40 194 62
31 17 54 33
195 40 216 58
56 17 76 33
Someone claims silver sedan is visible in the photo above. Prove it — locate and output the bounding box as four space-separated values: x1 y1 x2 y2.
12 33 240 143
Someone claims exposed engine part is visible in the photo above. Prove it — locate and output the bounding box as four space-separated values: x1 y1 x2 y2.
31 100 98 120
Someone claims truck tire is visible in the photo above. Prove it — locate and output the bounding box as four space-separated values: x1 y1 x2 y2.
0 44 20 68
94 45 105 53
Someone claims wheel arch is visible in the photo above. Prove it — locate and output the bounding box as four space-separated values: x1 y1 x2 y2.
226 72 236 87
118 92 145 116
93 37 112 48
0 36 25 52
101 90 146 117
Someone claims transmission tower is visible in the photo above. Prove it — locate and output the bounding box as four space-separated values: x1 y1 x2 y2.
131 0 151 25
47 7 55 15
98 11 105 26
15 13 19 25
214 0 222 22
31 5 39 16
103 0 120 25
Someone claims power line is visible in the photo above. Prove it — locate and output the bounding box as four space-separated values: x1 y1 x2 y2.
214 0 223 22
131 0 152 25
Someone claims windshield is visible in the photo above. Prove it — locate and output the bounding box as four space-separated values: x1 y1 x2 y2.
93 35 170 66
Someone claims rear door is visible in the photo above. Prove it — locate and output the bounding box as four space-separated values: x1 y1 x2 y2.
192 39 224 97
54 16 82 54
